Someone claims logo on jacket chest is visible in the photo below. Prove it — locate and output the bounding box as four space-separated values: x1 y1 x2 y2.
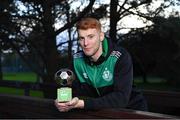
82 68 113 82
102 67 113 81
83 72 88 79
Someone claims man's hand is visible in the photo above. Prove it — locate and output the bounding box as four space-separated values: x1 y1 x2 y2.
54 97 84 112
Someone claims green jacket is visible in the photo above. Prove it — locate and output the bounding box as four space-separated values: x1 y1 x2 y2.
72 37 147 111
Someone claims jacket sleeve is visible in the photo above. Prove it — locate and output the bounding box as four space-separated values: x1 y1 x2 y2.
84 48 133 110
71 61 95 97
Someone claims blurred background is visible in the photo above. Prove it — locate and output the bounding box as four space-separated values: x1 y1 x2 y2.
0 0 180 116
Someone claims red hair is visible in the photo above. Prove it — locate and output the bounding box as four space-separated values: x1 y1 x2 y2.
76 17 101 31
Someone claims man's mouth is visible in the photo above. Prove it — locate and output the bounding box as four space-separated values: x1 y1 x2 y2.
84 48 91 51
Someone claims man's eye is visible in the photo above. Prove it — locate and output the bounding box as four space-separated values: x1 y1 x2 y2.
88 35 94 39
79 37 84 41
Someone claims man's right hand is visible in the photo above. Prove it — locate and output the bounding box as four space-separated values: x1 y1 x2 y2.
54 97 84 112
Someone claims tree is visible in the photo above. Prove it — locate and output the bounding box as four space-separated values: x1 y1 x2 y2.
108 0 180 83
2 0 180 97
109 0 179 43
0 0 14 80
150 16 180 85
120 15 180 86
2 0 95 98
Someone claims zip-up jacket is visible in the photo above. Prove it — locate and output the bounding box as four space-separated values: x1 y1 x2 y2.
72 37 148 111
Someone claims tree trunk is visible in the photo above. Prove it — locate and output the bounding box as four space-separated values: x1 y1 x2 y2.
0 51 2 80
42 75 57 99
67 3 72 65
41 1 59 98
40 34 59 98
110 0 119 43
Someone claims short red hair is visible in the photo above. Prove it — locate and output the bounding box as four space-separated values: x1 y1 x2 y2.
76 17 101 31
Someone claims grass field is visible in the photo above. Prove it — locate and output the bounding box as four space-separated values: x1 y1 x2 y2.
3 72 37 82
0 72 43 97
134 77 180 91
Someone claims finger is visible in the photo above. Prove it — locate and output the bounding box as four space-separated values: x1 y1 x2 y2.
55 99 66 107
54 99 72 112
71 97 79 103
66 97 79 106
54 99 60 107
54 100 70 110
58 106 71 112
56 105 69 111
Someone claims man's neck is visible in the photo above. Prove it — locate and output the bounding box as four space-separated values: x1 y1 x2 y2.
90 44 103 62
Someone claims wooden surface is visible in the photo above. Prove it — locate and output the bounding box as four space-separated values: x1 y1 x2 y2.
143 90 180 115
0 94 179 119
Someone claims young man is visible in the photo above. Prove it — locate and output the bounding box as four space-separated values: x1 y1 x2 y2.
55 17 147 112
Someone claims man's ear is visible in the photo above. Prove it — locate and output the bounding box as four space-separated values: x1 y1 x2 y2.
100 32 105 42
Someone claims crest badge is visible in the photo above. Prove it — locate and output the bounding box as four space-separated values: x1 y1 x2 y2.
102 68 112 81
83 72 88 79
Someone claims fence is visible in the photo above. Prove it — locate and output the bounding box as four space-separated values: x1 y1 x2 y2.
0 80 180 116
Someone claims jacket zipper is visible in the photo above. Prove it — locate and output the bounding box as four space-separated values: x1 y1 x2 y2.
93 66 100 96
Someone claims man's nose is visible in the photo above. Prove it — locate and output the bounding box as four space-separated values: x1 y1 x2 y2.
84 38 88 46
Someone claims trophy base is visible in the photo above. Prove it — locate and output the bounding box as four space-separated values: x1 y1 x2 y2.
57 87 72 102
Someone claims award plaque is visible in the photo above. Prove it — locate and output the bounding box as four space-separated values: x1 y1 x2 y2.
55 68 74 102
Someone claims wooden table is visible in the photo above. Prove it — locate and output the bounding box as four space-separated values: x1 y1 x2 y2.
0 93 179 119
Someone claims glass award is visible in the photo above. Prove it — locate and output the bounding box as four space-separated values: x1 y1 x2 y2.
55 68 74 102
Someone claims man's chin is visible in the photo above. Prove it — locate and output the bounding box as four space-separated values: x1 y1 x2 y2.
84 52 92 57
84 53 91 57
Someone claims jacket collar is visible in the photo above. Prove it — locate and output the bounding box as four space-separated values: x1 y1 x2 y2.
85 37 113 66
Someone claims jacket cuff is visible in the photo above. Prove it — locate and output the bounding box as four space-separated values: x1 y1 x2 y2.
84 99 94 110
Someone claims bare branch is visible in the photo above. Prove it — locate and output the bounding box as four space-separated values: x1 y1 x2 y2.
55 0 95 36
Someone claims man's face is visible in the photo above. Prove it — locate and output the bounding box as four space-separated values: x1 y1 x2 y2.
78 28 104 60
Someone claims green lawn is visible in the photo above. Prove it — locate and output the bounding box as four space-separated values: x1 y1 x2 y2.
134 77 180 91
1 72 44 97
3 72 37 82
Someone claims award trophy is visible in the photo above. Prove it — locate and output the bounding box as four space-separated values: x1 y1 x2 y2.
55 68 74 102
